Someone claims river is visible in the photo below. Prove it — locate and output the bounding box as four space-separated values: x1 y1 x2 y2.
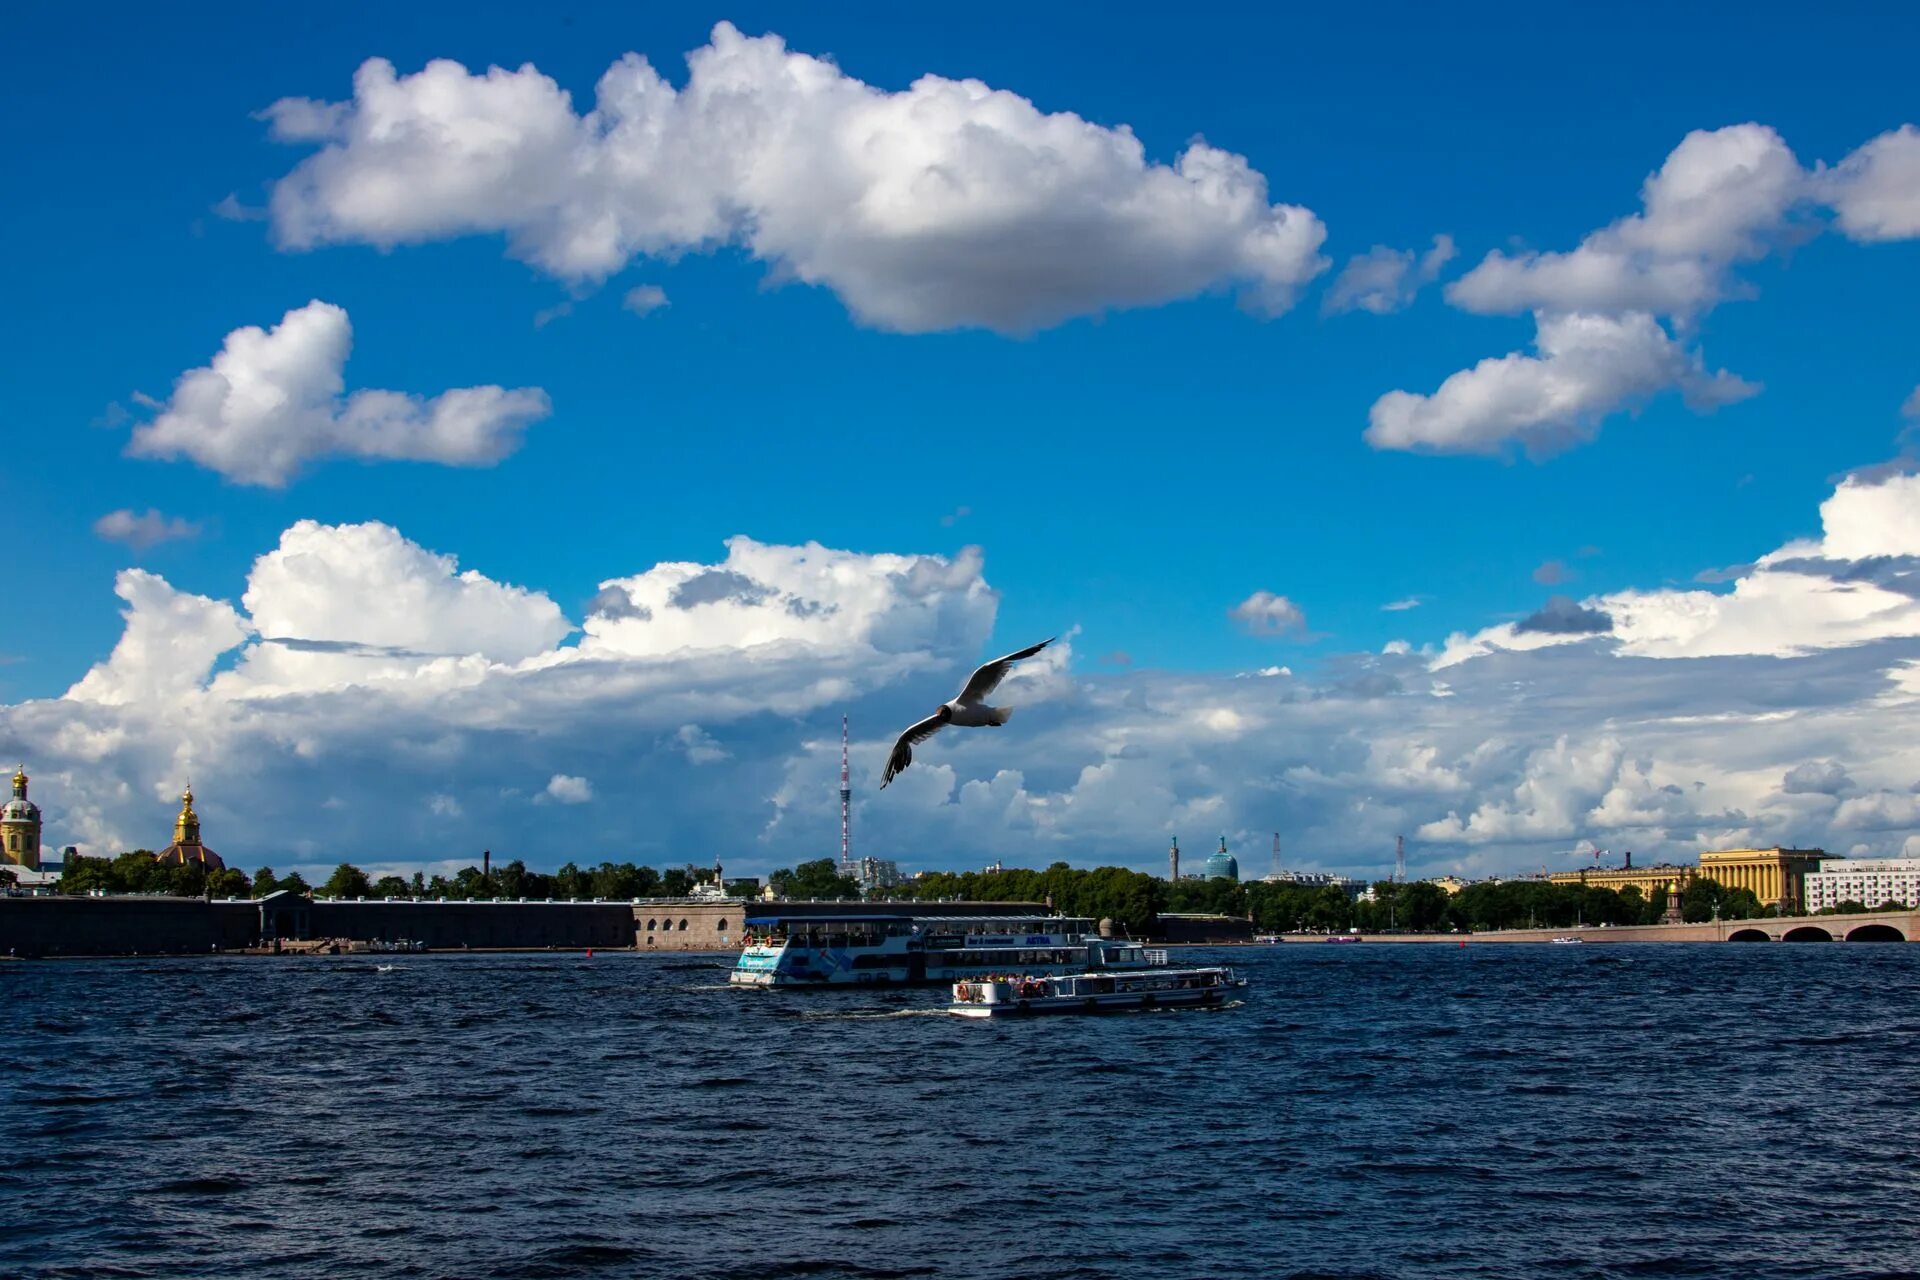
3 945 1917 1278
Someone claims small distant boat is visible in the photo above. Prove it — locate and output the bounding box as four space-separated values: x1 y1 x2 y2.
1549 936 1585 945
947 963 1244 1017
375 963 396 972
1326 933 1363 944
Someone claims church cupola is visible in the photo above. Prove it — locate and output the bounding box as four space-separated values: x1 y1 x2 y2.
174 786 201 846
154 782 224 870
2 763 44 871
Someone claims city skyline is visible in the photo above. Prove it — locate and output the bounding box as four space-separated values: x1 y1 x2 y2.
5 5 1920 882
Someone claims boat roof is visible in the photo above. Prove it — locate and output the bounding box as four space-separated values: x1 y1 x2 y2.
744 914 905 925
743 913 1089 927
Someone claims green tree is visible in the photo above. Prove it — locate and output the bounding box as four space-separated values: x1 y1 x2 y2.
372 874 410 899
208 867 250 898
252 866 279 897
322 863 373 899
768 858 860 900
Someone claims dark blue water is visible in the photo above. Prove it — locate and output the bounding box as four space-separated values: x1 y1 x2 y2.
4 946 1919 1279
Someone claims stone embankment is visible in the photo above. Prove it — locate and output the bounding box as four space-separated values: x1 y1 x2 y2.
1263 908 1919 944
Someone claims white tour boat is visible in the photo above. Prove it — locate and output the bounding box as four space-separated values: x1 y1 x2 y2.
731 913 1142 987
947 951 1245 1018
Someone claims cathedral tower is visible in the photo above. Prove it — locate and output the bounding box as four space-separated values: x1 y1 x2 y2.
2 765 42 871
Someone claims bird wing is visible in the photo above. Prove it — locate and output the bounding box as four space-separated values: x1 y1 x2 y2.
881 711 949 788
957 637 1054 704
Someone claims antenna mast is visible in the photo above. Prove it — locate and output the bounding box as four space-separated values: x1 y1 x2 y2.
1395 834 1406 884
839 715 852 876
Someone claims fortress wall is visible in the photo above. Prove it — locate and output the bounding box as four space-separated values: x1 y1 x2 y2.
0 896 256 956
0 895 1056 957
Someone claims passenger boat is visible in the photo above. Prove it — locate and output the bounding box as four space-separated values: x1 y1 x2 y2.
1549 935 1586 944
1326 933 1363 944
947 957 1245 1017
730 914 1140 987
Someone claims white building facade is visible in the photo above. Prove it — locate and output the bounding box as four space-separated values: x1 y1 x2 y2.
1803 858 1920 911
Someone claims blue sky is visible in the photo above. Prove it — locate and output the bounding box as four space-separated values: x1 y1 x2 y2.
5 2 1920 880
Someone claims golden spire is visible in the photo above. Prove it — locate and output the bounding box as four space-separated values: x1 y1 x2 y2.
174 784 201 847
11 765 24 799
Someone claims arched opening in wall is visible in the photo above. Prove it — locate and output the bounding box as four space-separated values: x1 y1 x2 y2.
1727 929 1772 942
1782 926 1834 943
717 920 728 932
646 918 657 931
679 919 689 930
646 936 654 946
1845 923 1906 942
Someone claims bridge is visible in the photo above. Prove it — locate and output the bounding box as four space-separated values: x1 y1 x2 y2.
1292 908 1920 944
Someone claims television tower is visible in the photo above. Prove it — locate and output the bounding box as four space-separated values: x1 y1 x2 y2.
1169 835 1180 882
1271 833 1282 879
1395 835 1406 884
839 715 852 877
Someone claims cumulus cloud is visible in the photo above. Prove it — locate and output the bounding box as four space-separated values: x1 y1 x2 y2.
1441 470 1920 667
543 774 593 804
18 467 1920 880
1782 760 1852 796
259 23 1328 335
623 285 669 316
127 301 551 486
93 508 202 551
1819 124 1920 243
66 571 251 707
1365 311 1756 457
1324 234 1455 315
1448 124 1806 320
1229 591 1307 637
1517 596 1614 635
673 724 730 765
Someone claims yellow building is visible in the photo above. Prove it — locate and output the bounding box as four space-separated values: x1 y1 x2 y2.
1548 847 1826 913
1698 848 1826 913
1425 875 1470 896
152 785 225 870
1548 863 1694 902
2 765 43 871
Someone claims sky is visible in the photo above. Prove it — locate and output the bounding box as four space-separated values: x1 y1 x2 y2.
5 1 1920 885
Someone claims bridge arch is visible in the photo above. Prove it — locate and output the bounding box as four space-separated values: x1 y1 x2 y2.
1782 925 1834 943
1844 923 1906 943
1727 928 1772 942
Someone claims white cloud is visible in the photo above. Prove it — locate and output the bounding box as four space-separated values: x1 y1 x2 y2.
19 467 1920 879
66 570 251 707
673 724 730 765
127 301 550 486
543 774 593 804
1439 471 1920 666
1228 590 1306 637
229 520 573 692
1819 124 1920 243
260 23 1328 335
622 285 669 316
93 508 201 551
1382 597 1424 612
1324 234 1455 315
1365 311 1756 457
1448 124 1806 320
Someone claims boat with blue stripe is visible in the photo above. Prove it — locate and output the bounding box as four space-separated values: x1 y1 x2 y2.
729 913 1139 987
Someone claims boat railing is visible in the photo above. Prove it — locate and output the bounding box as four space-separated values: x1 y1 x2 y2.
1144 948 1170 966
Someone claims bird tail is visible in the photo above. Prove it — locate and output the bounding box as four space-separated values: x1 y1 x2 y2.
989 705 1013 726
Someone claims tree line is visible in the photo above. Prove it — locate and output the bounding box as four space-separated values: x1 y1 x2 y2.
47 847 1901 927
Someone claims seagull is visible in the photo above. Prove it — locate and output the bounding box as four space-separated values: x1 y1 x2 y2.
881 638 1054 788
